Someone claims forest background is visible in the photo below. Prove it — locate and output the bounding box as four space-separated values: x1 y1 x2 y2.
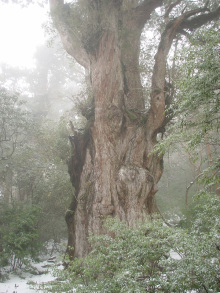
0 1 219 292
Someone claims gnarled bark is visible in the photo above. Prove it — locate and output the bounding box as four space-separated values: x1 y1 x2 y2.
50 0 220 258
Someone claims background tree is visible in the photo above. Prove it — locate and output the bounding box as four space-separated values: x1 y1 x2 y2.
0 88 31 162
0 202 41 272
155 24 220 215
49 0 220 258
0 40 82 257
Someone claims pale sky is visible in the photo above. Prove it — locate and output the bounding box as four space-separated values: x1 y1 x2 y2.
0 2 48 68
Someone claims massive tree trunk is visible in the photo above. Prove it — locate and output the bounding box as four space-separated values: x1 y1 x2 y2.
50 0 220 258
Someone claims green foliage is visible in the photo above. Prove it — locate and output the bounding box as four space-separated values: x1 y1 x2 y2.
0 102 72 245
46 194 220 293
12 119 73 244
155 26 219 148
0 202 41 270
176 27 220 147
160 230 219 292
46 218 171 293
162 193 220 292
154 25 220 197
179 193 220 233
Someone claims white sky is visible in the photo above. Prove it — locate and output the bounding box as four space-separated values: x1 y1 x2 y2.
0 2 48 68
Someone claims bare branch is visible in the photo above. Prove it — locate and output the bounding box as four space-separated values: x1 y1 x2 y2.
185 173 203 208
181 6 210 20
155 204 174 227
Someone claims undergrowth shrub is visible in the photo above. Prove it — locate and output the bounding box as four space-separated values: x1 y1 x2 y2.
0 202 41 271
45 193 219 293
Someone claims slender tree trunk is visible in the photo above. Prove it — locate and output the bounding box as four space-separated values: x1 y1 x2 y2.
205 136 220 195
50 0 220 258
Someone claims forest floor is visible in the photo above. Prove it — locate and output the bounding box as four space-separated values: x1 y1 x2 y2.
0 256 62 293
0 242 65 293
0 260 61 293
0 249 194 293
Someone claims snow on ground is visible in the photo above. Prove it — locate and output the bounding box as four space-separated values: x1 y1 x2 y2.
0 271 54 293
0 241 67 293
0 256 63 293
170 249 181 260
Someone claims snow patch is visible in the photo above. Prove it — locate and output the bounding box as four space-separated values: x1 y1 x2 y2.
169 249 181 260
0 258 62 293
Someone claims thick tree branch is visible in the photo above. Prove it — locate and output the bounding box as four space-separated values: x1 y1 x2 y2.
178 6 220 32
49 0 90 69
147 3 220 135
147 16 184 134
165 0 183 21
134 0 163 28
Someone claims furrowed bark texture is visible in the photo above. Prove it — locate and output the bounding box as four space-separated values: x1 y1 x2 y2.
50 0 220 258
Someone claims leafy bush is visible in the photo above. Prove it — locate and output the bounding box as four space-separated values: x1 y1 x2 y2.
0 203 41 270
46 194 219 293
162 193 220 292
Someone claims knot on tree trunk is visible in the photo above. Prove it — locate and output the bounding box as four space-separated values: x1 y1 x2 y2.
98 204 115 216
116 165 157 220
